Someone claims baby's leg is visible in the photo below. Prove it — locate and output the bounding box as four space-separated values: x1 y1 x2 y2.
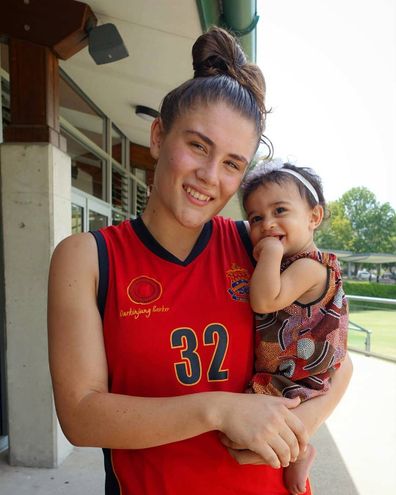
283 443 316 495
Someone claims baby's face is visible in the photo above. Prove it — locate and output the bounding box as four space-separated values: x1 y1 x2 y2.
245 180 319 258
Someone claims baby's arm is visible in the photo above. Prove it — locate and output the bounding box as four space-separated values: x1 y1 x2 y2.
249 238 327 314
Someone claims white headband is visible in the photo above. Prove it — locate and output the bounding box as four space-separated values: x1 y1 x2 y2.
254 160 319 204
279 169 319 204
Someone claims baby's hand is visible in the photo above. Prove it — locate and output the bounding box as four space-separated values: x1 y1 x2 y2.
253 236 284 262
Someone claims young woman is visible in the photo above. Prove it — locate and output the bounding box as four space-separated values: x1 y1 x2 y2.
48 27 352 495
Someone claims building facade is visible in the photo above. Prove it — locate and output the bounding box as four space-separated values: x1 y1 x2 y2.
0 0 258 467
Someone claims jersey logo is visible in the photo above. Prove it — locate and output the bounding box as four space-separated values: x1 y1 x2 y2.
226 263 250 302
127 276 162 305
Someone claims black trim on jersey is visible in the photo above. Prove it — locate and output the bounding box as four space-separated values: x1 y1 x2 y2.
131 216 213 266
90 234 116 493
235 220 255 266
90 230 109 320
103 448 121 495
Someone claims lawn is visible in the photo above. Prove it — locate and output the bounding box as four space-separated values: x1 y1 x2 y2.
348 308 396 358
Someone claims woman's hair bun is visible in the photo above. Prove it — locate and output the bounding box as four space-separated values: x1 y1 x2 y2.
159 26 267 139
192 26 246 78
191 27 266 115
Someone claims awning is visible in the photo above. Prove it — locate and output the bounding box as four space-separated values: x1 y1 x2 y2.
328 250 396 264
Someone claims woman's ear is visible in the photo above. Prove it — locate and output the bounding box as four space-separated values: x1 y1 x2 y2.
150 118 163 160
310 204 324 230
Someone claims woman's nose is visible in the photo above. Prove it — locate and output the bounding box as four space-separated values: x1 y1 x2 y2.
196 160 219 185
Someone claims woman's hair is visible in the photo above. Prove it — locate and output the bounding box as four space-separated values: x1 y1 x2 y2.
241 161 328 218
159 27 268 148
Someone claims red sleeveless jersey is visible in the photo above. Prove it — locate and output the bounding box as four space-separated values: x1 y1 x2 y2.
93 216 311 495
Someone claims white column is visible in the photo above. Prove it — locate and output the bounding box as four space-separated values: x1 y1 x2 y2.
0 142 73 467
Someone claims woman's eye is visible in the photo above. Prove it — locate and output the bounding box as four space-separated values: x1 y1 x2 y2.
191 142 205 152
225 161 239 170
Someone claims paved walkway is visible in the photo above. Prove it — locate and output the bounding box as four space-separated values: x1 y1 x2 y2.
313 352 396 495
1 352 395 494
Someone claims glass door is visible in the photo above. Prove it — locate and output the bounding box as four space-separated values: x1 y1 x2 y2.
72 188 111 233
88 200 111 231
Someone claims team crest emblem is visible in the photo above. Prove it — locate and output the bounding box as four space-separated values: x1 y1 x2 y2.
226 263 250 302
127 276 162 305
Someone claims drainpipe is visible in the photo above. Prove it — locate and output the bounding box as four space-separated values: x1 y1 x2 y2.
196 0 259 62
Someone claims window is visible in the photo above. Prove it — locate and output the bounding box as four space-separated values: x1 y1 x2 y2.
112 210 126 226
60 71 148 223
72 190 111 233
64 130 106 201
71 204 84 234
111 125 124 164
59 72 106 151
131 168 147 217
112 166 128 211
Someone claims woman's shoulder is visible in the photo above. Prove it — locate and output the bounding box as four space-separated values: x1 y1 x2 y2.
53 231 97 258
50 232 99 287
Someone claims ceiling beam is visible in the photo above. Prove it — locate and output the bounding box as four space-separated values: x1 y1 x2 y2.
0 0 97 60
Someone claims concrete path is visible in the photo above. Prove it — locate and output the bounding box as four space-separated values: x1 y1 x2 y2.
0 447 104 495
0 352 395 494
313 352 396 495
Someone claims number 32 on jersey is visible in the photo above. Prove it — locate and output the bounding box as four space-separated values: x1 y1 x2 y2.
170 324 229 386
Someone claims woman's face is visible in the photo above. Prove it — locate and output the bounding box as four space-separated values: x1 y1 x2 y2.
149 102 258 230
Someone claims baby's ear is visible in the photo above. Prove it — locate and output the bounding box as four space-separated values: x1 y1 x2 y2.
311 204 324 229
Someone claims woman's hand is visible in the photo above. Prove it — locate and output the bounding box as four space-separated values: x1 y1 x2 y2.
219 355 353 468
213 394 308 468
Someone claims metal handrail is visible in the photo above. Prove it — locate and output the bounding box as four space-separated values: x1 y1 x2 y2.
346 294 395 358
348 320 372 353
347 295 396 305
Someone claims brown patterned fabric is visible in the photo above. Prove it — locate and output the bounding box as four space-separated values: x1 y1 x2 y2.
249 251 349 401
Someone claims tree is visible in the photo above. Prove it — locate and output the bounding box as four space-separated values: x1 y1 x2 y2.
315 200 354 250
315 187 396 253
339 187 395 253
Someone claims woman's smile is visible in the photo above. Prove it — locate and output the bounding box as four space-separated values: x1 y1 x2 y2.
183 184 213 203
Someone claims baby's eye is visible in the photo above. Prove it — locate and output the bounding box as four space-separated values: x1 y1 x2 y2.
275 207 286 215
249 215 262 224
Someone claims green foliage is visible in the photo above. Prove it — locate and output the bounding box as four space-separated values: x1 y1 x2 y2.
343 281 396 299
343 280 396 311
315 187 396 254
315 200 354 250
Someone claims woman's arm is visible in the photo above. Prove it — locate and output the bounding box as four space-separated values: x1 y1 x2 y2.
48 233 308 467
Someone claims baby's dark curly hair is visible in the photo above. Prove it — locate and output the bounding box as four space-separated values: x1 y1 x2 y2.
241 161 329 220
